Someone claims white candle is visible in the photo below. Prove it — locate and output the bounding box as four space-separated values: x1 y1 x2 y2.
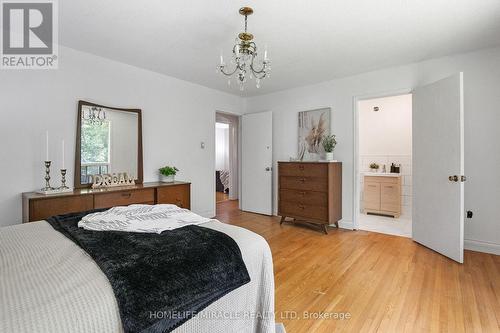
45 131 49 161
264 46 269 61
61 140 65 169
220 51 224 65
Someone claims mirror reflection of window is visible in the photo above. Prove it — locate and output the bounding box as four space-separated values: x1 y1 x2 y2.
80 119 110 184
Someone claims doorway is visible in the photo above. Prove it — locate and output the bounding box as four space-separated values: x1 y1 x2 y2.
215 112 239 212
356 93 413 237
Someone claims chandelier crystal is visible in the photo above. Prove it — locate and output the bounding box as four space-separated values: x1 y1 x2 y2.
217 7 271 91
82 106 106 125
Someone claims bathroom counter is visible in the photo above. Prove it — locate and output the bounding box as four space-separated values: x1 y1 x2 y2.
364 172 401 177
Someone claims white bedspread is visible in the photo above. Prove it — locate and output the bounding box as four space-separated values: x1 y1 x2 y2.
0 219 275 333
79 204 211 233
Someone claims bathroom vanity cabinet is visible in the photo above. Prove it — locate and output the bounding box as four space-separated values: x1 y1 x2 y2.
363 174 401 218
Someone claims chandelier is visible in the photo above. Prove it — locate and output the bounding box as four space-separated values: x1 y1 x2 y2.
82 106 106 125
217 7 271 91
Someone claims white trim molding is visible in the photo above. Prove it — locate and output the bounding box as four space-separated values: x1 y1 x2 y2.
464 239 500 256
334 220 354 230
200 210 217 219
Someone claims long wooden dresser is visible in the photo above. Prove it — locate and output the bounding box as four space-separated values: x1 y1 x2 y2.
278 161 342 234
22 181 190 223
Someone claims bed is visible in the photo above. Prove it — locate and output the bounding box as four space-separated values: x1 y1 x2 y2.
216 170 230 193
0 216 275 333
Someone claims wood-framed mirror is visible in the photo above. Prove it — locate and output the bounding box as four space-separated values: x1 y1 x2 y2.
75 100 143 189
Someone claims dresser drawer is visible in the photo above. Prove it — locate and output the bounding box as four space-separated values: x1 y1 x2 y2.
279 201 328 222
30 196 93 222
280 189 328 206
94 189 155 209
157 184 190 209
280 176 328 192
279 163 328 178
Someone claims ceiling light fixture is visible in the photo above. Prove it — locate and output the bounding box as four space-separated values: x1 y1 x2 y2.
82 106 106 125
217 7 271 91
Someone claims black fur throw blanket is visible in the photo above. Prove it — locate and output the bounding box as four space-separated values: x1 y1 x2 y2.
47 210 250 333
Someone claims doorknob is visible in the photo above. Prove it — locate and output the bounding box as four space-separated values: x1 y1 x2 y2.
449 175 466 182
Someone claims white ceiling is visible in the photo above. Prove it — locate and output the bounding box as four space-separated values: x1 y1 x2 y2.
60 0 500 97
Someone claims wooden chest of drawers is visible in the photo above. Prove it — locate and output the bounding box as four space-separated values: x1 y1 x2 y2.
278 162 342 234
363 175 401 217
22 181 191 222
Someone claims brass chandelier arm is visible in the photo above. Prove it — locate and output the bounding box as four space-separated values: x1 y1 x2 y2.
220 66 238 76
219 65 239 76
250 65 268 79
250 60 268 75
250 54 270 79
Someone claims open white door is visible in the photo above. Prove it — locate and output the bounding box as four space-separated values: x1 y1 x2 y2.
241 111 273 215
412 73 465 263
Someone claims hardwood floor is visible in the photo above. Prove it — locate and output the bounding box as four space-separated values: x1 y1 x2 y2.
215 200 500 333
216 191 230 203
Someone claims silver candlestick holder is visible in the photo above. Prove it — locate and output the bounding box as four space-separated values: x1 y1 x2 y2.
42 161 54 192
59 169 68 190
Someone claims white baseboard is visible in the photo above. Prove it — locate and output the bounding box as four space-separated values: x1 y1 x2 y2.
334 220 354 230
464 239 500 256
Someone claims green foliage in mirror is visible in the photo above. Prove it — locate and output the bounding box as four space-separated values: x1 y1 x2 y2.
81 120 110 164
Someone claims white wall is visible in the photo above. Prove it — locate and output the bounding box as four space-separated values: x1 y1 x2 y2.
0 46 244 226
245 46 500 255
359 94 412 218
359 94 412 156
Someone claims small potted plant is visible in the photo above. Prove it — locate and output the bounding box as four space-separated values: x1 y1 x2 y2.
159 166 179 183
322 134 337 161
369 163 380 172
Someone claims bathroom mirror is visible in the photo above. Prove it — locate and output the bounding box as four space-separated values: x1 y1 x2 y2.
75 100 143 188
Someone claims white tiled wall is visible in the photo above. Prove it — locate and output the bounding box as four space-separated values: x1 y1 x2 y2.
360 155 412 218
